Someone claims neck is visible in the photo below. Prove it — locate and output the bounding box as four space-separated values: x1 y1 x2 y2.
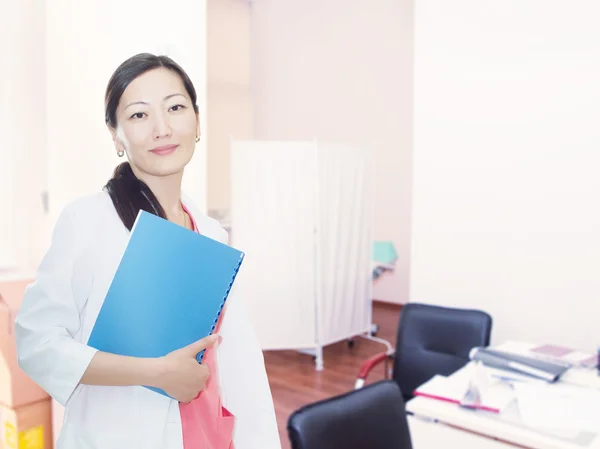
131 166 186 222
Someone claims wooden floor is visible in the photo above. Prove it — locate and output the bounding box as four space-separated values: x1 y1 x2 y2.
263 301 402 449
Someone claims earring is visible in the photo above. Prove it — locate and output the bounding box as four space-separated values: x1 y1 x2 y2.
117 150 124 157
195 136 200 143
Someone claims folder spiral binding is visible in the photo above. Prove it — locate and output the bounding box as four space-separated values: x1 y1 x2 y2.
87 210 245 398
197 252 243 363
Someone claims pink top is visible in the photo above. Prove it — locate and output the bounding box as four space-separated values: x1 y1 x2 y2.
179 203 236 449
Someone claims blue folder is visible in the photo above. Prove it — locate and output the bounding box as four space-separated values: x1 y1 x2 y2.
87 210 244 398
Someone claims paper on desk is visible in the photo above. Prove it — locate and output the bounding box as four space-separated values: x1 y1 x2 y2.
414 367 516 413
514 382 600 433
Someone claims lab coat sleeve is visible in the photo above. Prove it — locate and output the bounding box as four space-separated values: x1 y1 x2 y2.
14 202 98 407
219 286 282 449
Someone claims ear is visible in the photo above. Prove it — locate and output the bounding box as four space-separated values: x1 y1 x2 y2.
107 124 125 154
195 112 201 139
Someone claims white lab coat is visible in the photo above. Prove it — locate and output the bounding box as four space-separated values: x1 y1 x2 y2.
14 190 282 449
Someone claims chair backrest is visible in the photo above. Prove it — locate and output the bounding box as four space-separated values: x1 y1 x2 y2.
393 302 492 401
287 380 413 449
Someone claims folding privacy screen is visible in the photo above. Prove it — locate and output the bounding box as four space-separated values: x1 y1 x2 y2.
230 140 374 370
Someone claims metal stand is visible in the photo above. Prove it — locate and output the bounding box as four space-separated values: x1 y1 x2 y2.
297 347 325 371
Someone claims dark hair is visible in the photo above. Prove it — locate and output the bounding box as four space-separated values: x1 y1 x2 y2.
104 53 199 230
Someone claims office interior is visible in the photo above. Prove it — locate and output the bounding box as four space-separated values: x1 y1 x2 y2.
1 1 599 448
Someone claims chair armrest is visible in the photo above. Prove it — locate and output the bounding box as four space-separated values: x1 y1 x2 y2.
355 351 394 389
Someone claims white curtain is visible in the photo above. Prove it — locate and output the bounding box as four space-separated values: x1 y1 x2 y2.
316 143 373 346
230 141 319 350
230 140 373 354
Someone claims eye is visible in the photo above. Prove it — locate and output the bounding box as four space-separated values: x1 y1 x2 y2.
170 104 186 112
129 112 146 120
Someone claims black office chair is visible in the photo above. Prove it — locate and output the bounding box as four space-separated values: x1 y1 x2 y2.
287 380 413 449
357 302 492 402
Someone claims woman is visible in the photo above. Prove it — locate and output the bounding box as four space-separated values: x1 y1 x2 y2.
14 53 281 449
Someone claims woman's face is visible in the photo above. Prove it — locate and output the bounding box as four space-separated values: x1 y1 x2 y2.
110 68 199 178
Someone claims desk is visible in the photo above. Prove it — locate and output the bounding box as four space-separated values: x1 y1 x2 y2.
406 342 600 449
408 415 514 449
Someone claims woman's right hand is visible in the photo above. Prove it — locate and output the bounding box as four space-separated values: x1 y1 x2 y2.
156 334 219 403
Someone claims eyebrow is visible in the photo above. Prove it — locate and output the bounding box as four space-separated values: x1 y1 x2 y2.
124 93 187 110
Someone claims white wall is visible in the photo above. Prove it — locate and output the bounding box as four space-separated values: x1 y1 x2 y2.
46 0 208 230
412 0 600 352
44 1 116 234
251 0 414 304
0 0 47 271
206 0 253 215
0 1 208 273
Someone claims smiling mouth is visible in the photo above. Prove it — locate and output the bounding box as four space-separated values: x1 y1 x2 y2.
150 144 179 156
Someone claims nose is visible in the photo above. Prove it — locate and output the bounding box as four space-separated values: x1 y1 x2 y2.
153 110 172 139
